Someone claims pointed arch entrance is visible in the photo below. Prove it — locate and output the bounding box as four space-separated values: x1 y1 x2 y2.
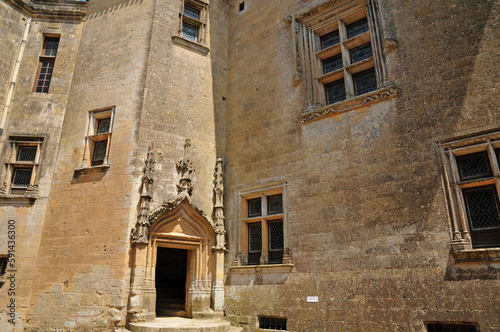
128 196 225 322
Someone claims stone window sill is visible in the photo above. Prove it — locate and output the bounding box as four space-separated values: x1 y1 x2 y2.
300 85 399 124
172 36 209 56
229 263 294 285
230 263 294 273
0 194 37 205
451 248 500 263
74 164 110 176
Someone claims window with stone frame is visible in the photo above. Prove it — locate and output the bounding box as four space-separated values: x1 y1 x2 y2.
81 108 114 168
0 136 43 196
294 0 397 123
33 36 60 93
178 0 207 44
439 130 500 251
426 322 478 332
241 187 286 265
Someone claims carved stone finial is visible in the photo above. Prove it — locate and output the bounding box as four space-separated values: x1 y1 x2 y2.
176 139 194 196
131 143 155 244
213 156 226 250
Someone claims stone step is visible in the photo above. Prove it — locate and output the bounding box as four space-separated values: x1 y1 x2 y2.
129 317 232 332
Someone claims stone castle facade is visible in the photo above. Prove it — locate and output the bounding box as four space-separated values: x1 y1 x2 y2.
0 0 498 331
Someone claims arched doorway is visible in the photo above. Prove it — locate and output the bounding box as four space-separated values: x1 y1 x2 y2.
128 196 224 322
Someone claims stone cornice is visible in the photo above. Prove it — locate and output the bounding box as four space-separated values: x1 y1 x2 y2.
3 0 87 21
300 85 399 123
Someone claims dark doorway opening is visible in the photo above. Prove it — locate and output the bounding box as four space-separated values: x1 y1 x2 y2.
155 247 188 317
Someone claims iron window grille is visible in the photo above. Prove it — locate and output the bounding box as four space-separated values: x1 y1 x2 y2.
241 190 286 265
440 131 500 250
259 317 287 330
2 137 43 196
82 108 115 168
34 36 59 93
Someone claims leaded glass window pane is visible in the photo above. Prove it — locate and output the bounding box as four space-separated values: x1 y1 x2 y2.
321 30 340 49
43 37 59 57
12 169 32 188
456 152 492 181
92 140 108 166
184 6 200 20
353 68 376 95
17 146 37 162
182 23 198 42
323 54 343 74
347 18 368 38
36 61 54 93
268 194 283 214
325 79 346 104
269 220 283 250
248 223 262 252
350 43 372 63
248 198 262 217
96 118 111 134
463 186 500 230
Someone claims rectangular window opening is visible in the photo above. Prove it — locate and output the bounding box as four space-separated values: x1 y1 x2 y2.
248 197 262 217
268 194 283 214
353 68 377 96
248 222 262 265
239 2 245 12
259 317 287 330
268 220 284 264
182 23 198 42
184 5 200 20
321 30 340 49
347 18 368 38
426 323 478 332
350 43 372 63
34 36 59 93
325 79 346 105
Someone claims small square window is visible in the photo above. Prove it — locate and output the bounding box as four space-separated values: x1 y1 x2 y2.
12 169 33 188
184 5 200 20
182 23 198 42
456 152 492 181
248 198 262 217
321 30 340 49
353 68 377 96
17 146 37 162
268 194 283 214
96 118 111 134
347 18 368 38
350 43 372 63
323 54 343 74
325 79 346 104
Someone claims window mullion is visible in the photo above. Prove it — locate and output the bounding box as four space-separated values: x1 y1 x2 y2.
487 141 500 177
441 149 462 242
449 151 472 243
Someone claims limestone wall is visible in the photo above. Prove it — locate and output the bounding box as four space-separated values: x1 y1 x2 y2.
223 0 500 330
